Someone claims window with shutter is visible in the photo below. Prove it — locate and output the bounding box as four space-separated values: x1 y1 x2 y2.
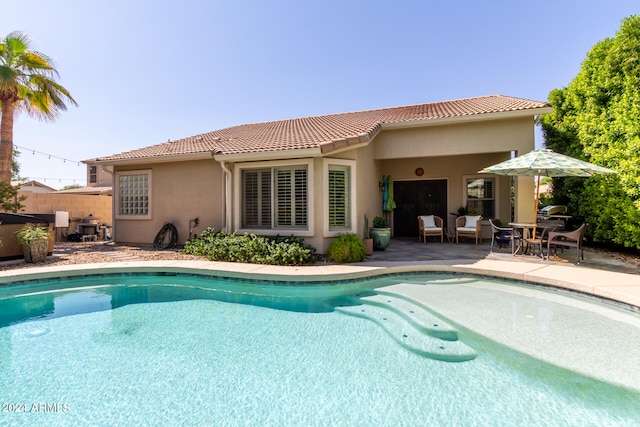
466 178 495 218
328 165 349 229
243 169 271 228
241 165 308 230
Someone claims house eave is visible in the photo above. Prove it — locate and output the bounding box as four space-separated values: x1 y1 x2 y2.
213 148 322 162
381 107 553 130
88 152 214 166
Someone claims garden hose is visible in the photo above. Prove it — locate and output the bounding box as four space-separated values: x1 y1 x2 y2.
153 222 178 250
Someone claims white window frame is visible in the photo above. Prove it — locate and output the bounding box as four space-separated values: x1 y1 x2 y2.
115 170 152 220
323 158 356 237
235 159 314 237
463 175 496 219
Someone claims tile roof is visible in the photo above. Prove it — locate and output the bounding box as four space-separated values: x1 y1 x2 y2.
93 95 550 162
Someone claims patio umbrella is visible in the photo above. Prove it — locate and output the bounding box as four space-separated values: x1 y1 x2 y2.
478 149 616 235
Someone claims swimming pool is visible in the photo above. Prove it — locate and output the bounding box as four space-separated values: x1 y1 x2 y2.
1 272 639 426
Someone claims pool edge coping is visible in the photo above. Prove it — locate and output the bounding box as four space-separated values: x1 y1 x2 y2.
1 259 639 310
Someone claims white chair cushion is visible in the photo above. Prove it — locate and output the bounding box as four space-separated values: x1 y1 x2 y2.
465 215 481 227
420 215 436 228
458 227 478 233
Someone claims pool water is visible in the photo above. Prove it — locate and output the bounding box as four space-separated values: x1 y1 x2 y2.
1 274 639 426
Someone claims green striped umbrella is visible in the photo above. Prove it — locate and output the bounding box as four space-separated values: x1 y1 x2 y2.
479 149 616 233
479 149 615 177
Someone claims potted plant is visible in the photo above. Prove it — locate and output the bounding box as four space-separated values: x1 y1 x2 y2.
15 223 51 263
363 215 373 255
369 216 391 250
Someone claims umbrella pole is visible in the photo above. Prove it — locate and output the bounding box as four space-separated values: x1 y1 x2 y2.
532 170 540 238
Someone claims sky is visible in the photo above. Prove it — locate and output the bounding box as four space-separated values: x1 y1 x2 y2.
2 0 639 189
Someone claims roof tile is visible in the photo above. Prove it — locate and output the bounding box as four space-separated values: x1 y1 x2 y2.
94 95 549 162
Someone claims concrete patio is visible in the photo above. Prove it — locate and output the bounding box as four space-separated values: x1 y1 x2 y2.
365 237 640 275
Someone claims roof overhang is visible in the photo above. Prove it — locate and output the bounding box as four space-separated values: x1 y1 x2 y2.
380 107 553 130
213 148 322 162
88 151 213 166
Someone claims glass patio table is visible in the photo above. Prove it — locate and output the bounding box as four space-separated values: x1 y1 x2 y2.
509 222 563 257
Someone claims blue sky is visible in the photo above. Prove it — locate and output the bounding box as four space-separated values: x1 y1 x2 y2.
3 0 638 188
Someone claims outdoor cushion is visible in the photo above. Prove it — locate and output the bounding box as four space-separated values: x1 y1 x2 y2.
421 215 436 228
465 215 481 227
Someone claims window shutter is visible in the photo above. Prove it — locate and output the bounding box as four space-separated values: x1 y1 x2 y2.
242 165 308 230
275 167 307 228
243 169 272 228
243 171 259 227
328 167 349 229
294 168 307 227
260 171 271 226
275 169 292 227
466 178 495 218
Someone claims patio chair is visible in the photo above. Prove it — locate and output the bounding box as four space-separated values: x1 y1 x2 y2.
456 215 482 245
524 225 558 259
417 215 444 243
547 223 588 261
489 219 516 253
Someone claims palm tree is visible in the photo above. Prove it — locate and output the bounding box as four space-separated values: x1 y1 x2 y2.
0 31 77 182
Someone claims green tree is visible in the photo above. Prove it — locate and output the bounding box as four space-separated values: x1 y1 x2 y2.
61 184 81 190
0 180 25 212
0 31 77 182
541 15 640 249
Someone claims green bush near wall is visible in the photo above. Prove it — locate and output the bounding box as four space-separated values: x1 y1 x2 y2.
182 228 317 266
326 233 366 263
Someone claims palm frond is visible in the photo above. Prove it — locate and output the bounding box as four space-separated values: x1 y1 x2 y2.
0 30 75 120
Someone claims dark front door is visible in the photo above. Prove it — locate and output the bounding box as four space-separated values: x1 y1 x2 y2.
393 180 448 238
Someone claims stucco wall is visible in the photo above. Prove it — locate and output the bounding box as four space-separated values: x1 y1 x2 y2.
374 118 533 159
108 116 537 252
354 141 382 240
374 117 536 224
114 159 222 244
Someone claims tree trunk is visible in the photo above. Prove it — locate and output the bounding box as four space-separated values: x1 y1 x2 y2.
0 101 15 182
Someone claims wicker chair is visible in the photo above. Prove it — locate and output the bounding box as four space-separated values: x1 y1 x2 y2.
417 215 444 243
547 223 588 261
456 215 482 245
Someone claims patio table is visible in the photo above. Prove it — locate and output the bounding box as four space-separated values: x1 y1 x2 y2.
509 222 562 258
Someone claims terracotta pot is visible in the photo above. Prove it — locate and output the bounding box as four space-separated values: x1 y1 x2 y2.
364 238 374 256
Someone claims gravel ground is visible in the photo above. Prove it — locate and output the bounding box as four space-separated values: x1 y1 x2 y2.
0 241 203 270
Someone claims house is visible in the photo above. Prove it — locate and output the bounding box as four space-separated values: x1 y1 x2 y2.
12 180 57 193
53 164 113 196
90 95 552 253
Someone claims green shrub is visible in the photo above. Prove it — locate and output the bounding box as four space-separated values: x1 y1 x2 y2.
326 233 366 263
15 223 51 245
182 228 317 266
372 216 388 228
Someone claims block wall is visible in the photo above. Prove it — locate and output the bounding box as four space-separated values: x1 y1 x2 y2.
17 192 112 228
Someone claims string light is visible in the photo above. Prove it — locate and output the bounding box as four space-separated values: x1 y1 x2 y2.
16 177 83 183
15 145 81 166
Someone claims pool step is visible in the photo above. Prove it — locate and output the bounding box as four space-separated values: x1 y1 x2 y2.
335 294 477 362
357 292 459 341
